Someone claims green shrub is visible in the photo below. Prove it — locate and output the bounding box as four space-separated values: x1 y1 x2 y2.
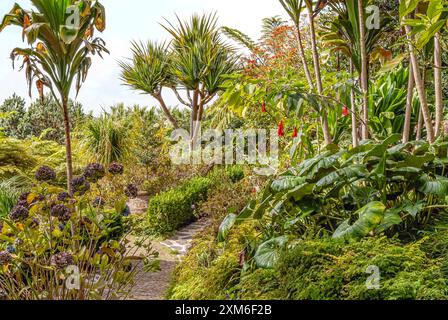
236 237 448 300
0 185 19 219
166 180 254 300
225 166 245 183
147 176 213 235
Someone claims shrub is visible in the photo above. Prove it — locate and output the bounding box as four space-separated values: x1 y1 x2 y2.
166 180 254 300
225 166 245 183
236 237 448 300
147 177 213 235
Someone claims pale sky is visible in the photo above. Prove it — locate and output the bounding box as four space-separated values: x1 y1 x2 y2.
0 0 287 114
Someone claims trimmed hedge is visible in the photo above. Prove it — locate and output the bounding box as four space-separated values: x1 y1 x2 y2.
148 176 213 235
147 167 246 236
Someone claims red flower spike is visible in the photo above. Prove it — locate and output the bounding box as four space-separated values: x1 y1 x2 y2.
292 127 298 138
277 121 285 137
262 101 266 113
342 106 349 117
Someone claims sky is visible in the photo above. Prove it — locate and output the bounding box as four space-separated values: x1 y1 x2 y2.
0 0 287 114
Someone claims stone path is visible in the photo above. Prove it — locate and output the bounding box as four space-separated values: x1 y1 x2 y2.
127 196 209 300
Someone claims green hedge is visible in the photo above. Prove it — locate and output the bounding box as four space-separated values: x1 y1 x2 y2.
147 167 246 236
148 176 213 235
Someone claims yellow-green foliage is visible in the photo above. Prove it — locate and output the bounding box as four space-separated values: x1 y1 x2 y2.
167 222 257 300
0 137 67 184
167 179 255 300
236 237 448 300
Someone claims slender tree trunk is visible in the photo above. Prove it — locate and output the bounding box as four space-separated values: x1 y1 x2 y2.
358 0 369 140
154 93 179 129
417 65 427 141
62 96 74 195
402 66 414 143
307 5 332 145
434 32 444 137
294 11 314 90
350 60 359 147
405 24 435 144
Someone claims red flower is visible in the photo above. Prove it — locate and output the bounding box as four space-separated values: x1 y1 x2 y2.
277 121 285 137
262 101 267 113
292 127 298 138
342 106 349 117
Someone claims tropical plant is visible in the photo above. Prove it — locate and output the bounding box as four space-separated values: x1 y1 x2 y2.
120 13 239 141
0 0 109 194
222 134 448 268
81 114 132 166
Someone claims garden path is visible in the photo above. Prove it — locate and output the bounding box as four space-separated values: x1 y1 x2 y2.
126 196 209 300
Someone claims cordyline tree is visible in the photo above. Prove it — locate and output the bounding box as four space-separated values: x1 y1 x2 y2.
0 0 108 194
120 13 238 141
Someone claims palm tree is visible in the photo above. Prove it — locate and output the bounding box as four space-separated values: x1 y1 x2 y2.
304 0 332 145
279 0 315 90
119 41 179 129
0 0 108 194
121 13 238 141
434 31 443 137
357 0 369 140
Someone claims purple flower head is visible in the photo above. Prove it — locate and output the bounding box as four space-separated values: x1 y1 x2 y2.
9 205 29 222
29 218 40 229
71 176 90 195
57 192 71 202
35 166 56 182
108 162 124 175
17 200 29 208
124 184 138 199
50 252 74 269
18 192 30 202
50 204 72 222
0 251 12 266
84 163 105 182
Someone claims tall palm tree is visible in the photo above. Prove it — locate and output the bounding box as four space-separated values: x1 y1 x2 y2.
434 31 443 137
279 0 315 90
119 41 179 129
357 0 369 140
0 0 108 194
121 14 238 142
304 0 332 145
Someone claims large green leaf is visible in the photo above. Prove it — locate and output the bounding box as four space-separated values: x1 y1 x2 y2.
417 174 448 196
254 236 289 269
316 165 368 190
271 176 306 192
333 202 386 240
217 213 237 242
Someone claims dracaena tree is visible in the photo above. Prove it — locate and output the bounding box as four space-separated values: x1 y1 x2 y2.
0 0 108 194
120 13 239 141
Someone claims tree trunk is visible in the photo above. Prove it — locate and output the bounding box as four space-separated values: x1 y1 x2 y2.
358 0 369 140
434 32 444 138
307 5 332 146
62 97 74 195
402 66 414 143
295 22 314 90
405 24 435 144
154 93 179 129
350 60 359 147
